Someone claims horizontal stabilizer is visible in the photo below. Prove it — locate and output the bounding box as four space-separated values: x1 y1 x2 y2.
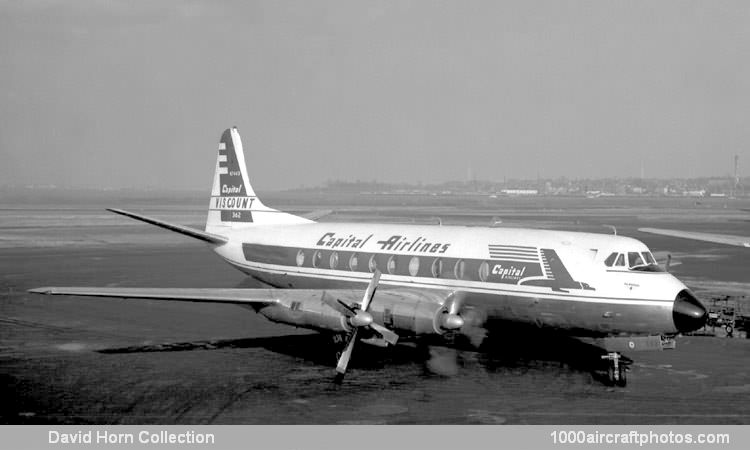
108 208 227 245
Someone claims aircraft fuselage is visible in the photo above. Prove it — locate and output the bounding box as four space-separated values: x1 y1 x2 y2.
212 221 698 338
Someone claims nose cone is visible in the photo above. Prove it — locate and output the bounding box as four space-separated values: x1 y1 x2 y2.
673 289 708 333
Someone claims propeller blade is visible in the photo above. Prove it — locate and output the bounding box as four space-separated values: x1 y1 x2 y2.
335 328 359 376
369 323 399 345
360 270 381 312
322 294 356 317
445 291 465 315
459 307 488 348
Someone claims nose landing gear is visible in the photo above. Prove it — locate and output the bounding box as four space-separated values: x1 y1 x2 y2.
601 352 629 387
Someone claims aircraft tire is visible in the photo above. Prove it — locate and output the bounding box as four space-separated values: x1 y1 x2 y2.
606 366 615 386
725 325 733 337
616 366 627 387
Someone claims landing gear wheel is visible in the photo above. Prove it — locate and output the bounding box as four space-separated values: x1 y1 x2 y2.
616 364 627 387
606 365 616 386
725 325 734 337
602 351 627 387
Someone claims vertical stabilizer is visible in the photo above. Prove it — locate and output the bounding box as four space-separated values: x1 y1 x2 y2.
206 127 310 232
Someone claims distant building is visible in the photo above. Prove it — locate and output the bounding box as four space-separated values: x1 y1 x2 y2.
501 189 538 196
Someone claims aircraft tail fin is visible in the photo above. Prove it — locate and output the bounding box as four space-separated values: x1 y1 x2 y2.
206 127 311 232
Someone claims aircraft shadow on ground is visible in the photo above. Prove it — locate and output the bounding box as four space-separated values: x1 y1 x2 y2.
96 324 618 384
471 323 620 385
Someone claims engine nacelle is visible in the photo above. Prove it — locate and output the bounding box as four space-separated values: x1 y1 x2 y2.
258 296 349 333
367 290 450 336
258 289 461 335
256 289 455 337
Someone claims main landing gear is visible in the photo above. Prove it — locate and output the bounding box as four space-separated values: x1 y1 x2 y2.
601 352 629 387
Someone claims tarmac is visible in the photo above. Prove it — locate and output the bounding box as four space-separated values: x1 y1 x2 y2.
1 196 749 424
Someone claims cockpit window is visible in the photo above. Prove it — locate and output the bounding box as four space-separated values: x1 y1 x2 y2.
614 254 626 267
607 250 662 271
630 251 664 272
604 252 618 267
642 252 656 265
628 252 645 268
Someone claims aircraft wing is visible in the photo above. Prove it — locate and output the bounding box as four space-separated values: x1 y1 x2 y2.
639 228 750 247
27 287 285 305
27 287 404 307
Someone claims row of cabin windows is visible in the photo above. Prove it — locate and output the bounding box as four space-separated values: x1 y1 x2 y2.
296 249 492 282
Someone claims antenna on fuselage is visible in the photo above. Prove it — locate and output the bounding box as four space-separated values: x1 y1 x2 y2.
603 224 617 235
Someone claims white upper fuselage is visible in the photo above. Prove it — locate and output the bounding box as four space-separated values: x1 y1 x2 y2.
212 222 687 335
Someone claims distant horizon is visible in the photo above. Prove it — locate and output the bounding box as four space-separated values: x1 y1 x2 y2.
2 1 749 191
1 173 747 193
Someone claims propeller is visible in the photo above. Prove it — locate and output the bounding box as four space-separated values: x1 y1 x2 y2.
322 270 399 379
425 291 488 377
440 291 466 330
441 291 488 348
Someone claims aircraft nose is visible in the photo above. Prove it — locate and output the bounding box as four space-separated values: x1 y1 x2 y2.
672 289 708 333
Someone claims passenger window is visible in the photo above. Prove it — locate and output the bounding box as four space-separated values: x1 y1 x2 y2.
387 255 397 274
628 252 644 268
408 257 420 276
431 258 443 278
329 252 339 269
478 261 489 282
349 253 359 271
312 250 322 268
614 254 625 267
296 250 305 267
454 259 466 279
368 254 378 272
604 252 618 267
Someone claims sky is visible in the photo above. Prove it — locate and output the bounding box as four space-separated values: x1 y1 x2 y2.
1 0 749 190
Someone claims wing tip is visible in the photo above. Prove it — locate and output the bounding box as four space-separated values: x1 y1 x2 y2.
28 287 53 295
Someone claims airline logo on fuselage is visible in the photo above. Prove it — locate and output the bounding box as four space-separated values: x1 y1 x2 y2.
316 232 373 249
212 196 255 210
315 232 450 254
492 264 527 280
376 235 450 254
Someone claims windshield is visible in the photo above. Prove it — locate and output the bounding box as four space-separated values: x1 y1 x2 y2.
628 252 645 268
604 251 663 272
630 251 664 272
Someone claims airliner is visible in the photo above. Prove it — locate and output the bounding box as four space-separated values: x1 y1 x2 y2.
30 127 708 387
